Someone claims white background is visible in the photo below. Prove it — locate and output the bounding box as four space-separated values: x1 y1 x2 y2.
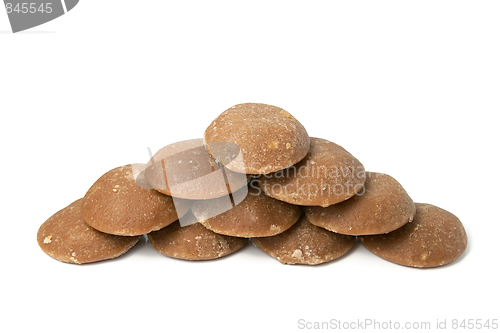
1 1 499 332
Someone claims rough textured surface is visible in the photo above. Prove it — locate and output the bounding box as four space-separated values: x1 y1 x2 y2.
144 138 250 200
148 214 247 260
191 180 302 237
360 203 468 268
306 172 416 235
259 137 366 207
204 103 310 174
37 199 140 264
81 164 191 236
252 214 355 265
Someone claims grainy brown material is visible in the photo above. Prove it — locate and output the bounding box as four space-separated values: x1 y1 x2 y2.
81 164 191 236
191 180 302 237
259 137 366 207
360 203 468 268
252 214 355 265
148 213 247 260
144 138 250 200
306 172 416 235
204 103 310 174
37 199 140 264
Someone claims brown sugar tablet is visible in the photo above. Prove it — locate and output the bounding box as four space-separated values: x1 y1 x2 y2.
259 137 366 207
360 203 468 268
252 214 355 265
204 103 310 174
81 164 191 236
305 172 416 235
144 138 250 200
147 212 247 260
37 199 140 264
191 180 302 237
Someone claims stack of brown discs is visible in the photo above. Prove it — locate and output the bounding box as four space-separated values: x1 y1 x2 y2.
37 103 467 268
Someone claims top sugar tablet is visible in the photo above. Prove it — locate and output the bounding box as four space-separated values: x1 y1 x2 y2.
204 103 310 174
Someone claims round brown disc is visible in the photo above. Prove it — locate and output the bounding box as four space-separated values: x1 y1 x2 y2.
252 214 355 265
360 203 468 268
81 164 191 236
305 172 416 235
204 103 310 174
37 199 140 264
144 138 250 200
147 213 247 260
259 137 366 207
191 180 302 237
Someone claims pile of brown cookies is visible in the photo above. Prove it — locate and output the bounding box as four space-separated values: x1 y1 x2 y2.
37 103 468 268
